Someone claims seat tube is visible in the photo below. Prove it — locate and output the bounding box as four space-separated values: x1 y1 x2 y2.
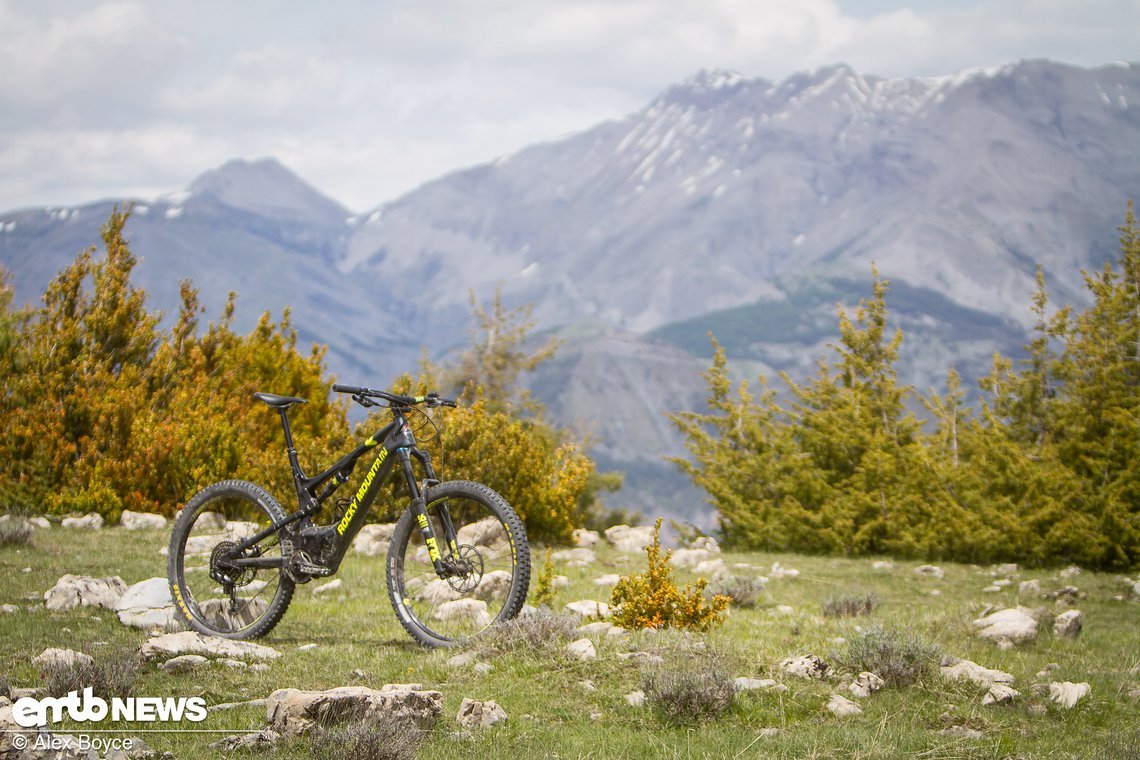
278 409 303 475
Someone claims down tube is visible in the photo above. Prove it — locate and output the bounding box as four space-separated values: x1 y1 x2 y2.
326 445 398 569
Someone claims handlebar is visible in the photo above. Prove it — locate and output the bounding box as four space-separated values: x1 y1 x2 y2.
332 384 457 409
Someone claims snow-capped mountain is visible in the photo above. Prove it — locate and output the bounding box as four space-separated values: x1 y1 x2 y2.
2 60 1137 522
345 60 1138 340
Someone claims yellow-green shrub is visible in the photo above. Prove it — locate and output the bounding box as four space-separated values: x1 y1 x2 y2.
610 518 729 632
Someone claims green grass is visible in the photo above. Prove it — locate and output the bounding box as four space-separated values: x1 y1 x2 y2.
2 523 1138 758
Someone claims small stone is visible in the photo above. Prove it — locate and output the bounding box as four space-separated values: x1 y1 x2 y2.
1019 579 1041 596
940 659 1015 687
734 677 778 691
827 693 863 716
565 638 597 661
312 579 342 596
160 654 209 673
219 659 248 669
848 672 884 699
914 565 944 579
1053 609 1082 639
119 510 167 530
473 662 494 675
769 562 799 579
139 631 281 662
940 725 984 739
983 585 1002 593
1028 703 1048 715
577 621 620 636
872 560 894 571
250 663 271 672
456 698 507 729
32 648 94 670
973 607 1038 645
115 577 177 630
1058 565 1082 579
982 683 1020 705
61 512 104 530
211 698 268 711
296 643 318 651
572 528 600 548
565 600 610 619
44 574 127 611
1049 681 1090 709
756 728 780 738
604 524 656 553
579 680 596 692
209 729 280 751
694 558 730 582
670 548 712 569
0 604 17 614
447 653 476 668
593 574 621 587
928 590 942 596
552 548 596 565
774 604 795 615
781 654 828 680
993 579 1011 587
625 690 646 707
995 563 1019 576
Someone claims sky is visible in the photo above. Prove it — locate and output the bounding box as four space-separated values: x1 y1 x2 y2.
1 0 1137 213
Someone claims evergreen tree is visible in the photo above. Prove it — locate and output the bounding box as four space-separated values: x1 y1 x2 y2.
1050 202 1140 566
669 338 795 549
448 284 559 416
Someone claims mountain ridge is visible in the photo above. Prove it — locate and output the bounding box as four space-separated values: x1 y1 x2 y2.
2 59 1137 523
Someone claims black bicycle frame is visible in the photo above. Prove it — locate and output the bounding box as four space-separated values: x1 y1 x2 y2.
228 409 449 576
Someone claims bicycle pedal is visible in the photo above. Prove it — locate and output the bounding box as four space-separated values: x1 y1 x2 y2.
293 561 333 577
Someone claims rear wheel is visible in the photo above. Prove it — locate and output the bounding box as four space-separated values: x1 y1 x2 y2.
167 480 295 639
387 480 530 647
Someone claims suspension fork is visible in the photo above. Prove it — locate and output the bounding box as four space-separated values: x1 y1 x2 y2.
398 448 459 577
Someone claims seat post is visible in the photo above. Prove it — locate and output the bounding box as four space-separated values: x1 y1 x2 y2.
277 408 303 476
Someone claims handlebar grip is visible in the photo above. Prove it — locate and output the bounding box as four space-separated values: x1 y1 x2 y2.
332 384 364 395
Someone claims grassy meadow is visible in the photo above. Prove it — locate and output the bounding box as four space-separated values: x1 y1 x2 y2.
1 520 1138 759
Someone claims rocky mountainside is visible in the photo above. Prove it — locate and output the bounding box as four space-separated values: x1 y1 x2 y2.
2 60 1137 524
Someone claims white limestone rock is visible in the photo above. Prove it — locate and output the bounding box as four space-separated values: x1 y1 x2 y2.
1049 681 1090 709
456 698 507 729
119 510 167 530
827 693 863 716
972 607 1039 645
44 574 127 611
114 577 177 630
565 638 597 661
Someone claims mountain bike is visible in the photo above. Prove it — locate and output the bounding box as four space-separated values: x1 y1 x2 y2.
166 385 531 648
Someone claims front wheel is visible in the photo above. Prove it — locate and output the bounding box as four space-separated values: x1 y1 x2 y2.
387 481 530 647
167 480 295 639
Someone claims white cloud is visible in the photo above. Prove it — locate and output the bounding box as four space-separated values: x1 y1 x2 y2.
0 0 1136 212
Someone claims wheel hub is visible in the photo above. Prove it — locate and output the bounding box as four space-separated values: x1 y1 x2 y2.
209 540 255 587
444 544 485 593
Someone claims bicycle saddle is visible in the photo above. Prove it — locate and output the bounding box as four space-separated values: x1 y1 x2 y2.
253 392 308 409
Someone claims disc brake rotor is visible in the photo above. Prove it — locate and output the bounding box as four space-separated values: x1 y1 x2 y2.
445 544 485 593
